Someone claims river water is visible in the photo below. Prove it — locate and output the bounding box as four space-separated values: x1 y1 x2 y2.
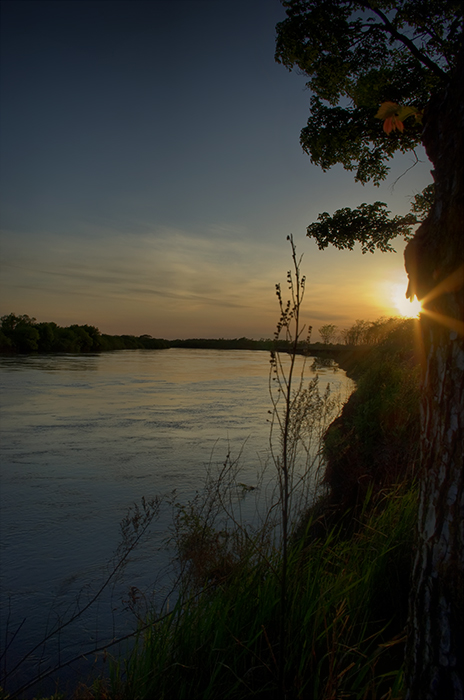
0 349 352 696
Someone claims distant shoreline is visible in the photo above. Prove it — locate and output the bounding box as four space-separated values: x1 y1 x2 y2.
1 314 355 356
0 334 369 380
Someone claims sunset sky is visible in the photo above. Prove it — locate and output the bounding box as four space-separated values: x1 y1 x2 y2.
0 0 432 340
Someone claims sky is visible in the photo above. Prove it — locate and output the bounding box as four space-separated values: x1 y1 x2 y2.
0 0 433 340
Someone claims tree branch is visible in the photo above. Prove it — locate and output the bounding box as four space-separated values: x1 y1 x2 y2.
361 2 447 79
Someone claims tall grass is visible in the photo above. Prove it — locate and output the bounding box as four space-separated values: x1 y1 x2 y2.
113 483 416 699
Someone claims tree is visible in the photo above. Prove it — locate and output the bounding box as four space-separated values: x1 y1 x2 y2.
276 0 462 248
275 2 463 698
341 318 372 345
36 322 56 353
307 201 416 253
1 313 36 334
0 313 39 353
403 47 463 700
318 323 337 344
69 325 95 352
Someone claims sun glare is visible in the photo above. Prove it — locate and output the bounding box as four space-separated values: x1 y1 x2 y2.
392 284 422 317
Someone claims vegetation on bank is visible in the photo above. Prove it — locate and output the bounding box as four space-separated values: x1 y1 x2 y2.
0 311 421 699
0 312 411 355
112 484 416 700
107 318 419 700
104 336 420 700
0 314 170 354
3 479 417 699
304 317 421 537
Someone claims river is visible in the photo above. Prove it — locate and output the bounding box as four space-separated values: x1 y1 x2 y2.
0 348 353 696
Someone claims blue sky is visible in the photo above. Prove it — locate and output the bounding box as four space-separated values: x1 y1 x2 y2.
0 0 432 339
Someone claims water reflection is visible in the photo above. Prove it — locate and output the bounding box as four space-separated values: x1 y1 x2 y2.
310 355 340 372
0 349 353 696
0 353 102 372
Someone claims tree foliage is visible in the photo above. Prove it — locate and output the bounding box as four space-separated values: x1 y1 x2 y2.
276 0 462 183
275 0 463 252
0 314 169 353
307 201 416 252
410 182 436 219
318 323 338 343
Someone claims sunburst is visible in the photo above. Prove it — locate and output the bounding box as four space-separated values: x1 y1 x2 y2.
391 284 422 317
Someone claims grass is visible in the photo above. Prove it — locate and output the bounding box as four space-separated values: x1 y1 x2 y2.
105 482 417 700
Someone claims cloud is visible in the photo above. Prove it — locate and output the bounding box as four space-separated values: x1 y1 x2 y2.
0 224 283 328
0 216 414 338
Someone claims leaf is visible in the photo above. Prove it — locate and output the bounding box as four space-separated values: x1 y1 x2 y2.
375 102 401 120
396 105 419 121
376 102 420 133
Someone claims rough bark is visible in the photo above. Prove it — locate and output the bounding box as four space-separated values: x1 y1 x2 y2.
404 47 464 700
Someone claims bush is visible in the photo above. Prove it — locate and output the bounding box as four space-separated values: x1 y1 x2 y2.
323 318 420 509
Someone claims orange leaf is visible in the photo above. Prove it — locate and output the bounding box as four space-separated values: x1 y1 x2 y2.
376 101 419 134
383 117 394 134
375 102 401 120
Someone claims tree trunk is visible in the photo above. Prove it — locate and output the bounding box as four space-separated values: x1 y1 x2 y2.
404 48 464 700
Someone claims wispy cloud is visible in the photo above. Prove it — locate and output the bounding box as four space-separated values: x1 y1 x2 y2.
0 221 414 338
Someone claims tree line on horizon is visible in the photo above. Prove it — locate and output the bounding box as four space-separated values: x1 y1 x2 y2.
0 312 410 355
0 313 170 354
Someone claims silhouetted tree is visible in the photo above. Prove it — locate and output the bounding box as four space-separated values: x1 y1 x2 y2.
318 323 338 344
0 313 39 352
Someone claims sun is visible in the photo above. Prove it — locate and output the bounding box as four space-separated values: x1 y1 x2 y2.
391 284 422 317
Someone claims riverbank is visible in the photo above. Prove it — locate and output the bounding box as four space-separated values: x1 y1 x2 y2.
118 318 420 699
300 317 421 539
0 311 404 358
2 319 420 699
95 320 421 698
